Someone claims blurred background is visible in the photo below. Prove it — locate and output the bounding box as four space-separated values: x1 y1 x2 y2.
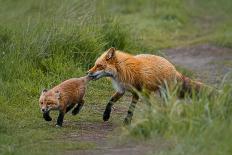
0 0 232 155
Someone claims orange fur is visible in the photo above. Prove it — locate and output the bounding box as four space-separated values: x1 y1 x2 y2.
88 48 195 93
39 76 90 127
87 48 203 124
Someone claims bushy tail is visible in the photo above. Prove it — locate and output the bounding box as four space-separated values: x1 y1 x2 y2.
175 72 204 98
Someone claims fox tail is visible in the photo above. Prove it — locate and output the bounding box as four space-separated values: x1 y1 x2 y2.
176 72 204 98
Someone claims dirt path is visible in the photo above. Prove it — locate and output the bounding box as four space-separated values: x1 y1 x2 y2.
63 105 170 155
65 121 158 155
63 44 232 155
164 44 232 84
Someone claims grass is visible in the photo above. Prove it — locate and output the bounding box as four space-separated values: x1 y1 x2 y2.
0 0 132 154
0 0 232 155
99 0 232 50
124 80 232 155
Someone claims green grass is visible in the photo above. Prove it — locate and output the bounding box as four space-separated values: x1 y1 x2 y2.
0 0 138 154
124 80 232 155
0 0 232 155
99 0 232 50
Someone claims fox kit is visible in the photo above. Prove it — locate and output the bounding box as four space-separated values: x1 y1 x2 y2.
39 76 91 127
87 47 203 124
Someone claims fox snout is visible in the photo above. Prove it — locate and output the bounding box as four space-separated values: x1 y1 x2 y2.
41 107 49 113
87 71 99 80
87 67 95 75
87 67 98 79
40 104 51 113
87 71 94 77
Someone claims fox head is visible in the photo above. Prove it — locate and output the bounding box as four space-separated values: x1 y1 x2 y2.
39 89 61 113
87 47 118 80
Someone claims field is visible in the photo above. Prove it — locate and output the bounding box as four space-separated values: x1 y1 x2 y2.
0 0 232 155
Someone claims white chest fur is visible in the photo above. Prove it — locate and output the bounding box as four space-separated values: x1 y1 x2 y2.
111 79 125 94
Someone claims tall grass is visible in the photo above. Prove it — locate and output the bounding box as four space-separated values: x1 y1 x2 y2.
125 77 232 154
0 0 150 97
0 0 152 154
99 0 232 49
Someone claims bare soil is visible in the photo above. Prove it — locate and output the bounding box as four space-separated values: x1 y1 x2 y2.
164 44 232 84
62 98 173 155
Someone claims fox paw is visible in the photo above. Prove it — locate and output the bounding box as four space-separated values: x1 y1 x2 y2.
55 124 62 128
43 113 52 121
103 111 111 121
44 117 52 121
123 117 132 125
72 110 79 115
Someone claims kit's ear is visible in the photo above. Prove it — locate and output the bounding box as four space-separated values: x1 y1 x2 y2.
105 47 116 60
55 90 61 99
41 89 48 94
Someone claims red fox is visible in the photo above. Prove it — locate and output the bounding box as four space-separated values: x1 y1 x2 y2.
39 76 91 127
87 47 203 124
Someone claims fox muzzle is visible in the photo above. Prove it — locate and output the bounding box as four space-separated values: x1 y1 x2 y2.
87 70 112 80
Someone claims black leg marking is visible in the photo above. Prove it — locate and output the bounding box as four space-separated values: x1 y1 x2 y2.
124 93 139 125
103 101 113 121
103 92 124 121
56 111 64 127
72 101 84 115
43 112 52 121
66 104 75 113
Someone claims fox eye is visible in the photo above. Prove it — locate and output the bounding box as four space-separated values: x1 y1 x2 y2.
40 102 43 105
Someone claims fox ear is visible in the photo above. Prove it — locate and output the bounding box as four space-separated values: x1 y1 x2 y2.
41 89 47 94
105 47 116 60
55 90 61 99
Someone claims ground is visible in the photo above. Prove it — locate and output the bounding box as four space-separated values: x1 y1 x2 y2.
62 105 172 155
165 44 232 84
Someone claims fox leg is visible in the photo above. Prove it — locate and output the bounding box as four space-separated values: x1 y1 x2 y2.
124 92 139 125
66 104 75 113
72 100 84 115
103 91 125 121
43 111 52 121
56 110 65 127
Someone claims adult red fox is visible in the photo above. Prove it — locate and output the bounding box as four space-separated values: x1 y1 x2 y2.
87 47 203 124
39 76 91 127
